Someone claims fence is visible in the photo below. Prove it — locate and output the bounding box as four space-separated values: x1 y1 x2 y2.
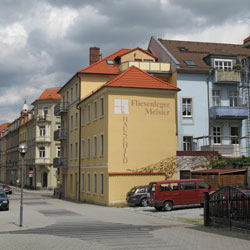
204 187 250 230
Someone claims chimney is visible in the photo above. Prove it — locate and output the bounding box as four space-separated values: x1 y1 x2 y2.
89 47 102 65
242 36 250 48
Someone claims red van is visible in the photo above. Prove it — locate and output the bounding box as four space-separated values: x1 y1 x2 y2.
147 179 214 211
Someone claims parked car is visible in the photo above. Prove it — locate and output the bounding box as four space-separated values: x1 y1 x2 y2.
126 185 148 207
0 191 9 211
147 179 216 211
0 184 12 195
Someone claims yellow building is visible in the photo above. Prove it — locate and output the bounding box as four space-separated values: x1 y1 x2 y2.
55 47 179 204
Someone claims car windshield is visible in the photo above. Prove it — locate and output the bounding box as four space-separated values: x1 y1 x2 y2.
0 192 6 198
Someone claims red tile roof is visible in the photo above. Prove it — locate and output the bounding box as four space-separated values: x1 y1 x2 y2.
37 88 61 100
0 123 9 131
78 47 157 75
192 169 247 174
244 35 250 44
105 66 180 90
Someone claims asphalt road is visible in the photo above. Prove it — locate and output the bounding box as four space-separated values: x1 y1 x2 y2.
0 187 250 250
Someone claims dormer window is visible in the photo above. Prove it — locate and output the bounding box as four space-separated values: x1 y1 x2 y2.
106 60 114 65
214 59 232 71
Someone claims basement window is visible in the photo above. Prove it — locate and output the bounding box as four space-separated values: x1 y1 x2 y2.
184 60 196 66
106 60 115 65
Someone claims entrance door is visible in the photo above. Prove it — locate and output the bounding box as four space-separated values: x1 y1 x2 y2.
42 172 48 188
231 127 239 144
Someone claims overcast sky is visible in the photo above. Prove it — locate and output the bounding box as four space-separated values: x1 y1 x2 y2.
1 0 250 124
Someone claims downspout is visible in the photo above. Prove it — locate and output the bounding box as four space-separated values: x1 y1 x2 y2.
207 70 212 146
76 74 81 202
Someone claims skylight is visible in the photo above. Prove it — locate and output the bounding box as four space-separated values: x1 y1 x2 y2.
106 60 115 65
184 60 196 66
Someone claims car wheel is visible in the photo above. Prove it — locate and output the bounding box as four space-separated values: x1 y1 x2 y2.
154 206 163 211
163 201 173 211
140 198 148 207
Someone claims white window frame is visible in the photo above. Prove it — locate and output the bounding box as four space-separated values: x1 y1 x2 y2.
81 139 85 159
212 89 221 106
213 126 221 144
87 137 90 158
100 173 104 195
214 59 233 71
100 96 104 117
182 98 193 118
39 146 45 158
87 172 91 193
39 126 45 136
182 136 193 151
81 173 85 192
100 133 104 156
93 100 97 120
93 172 97 194
229 90 238 107
93 135 97 157
87 104 91 123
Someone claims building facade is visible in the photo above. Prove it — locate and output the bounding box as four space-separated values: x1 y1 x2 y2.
0 123 9 182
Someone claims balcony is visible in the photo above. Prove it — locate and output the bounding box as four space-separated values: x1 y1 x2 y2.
53 157 68 168
210 106 248 120
215 70 241 83
36 136 51 143
119 61 170 73
54 102 69 115
36 115 51 123
54 129 68 141
35 158 51 165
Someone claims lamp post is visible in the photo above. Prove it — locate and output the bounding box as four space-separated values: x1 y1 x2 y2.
18 143 28 227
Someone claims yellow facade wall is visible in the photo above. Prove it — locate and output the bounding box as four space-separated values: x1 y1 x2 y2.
120 49 155 63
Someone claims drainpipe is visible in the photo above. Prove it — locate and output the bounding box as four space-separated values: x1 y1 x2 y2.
76 74 81 202
207 70 212 146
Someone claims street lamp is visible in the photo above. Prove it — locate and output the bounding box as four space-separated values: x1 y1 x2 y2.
18 143 28 227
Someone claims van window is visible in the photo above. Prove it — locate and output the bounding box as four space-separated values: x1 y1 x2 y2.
180 181 196 190
198 181 210 189
148 183 156 192
160 183 179 192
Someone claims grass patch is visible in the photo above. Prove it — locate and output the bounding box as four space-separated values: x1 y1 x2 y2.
176 217 203 225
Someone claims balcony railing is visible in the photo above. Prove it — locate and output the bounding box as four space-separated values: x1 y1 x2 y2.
53 157 68 168
36 115 51 122
36 136 51 143
119 61 170 73
210 106 248 120
215 70 241 83
54 129 68 141
35 158 51 165
54 102 69 115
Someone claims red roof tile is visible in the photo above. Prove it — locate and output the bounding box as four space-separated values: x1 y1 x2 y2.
105 66 180 90
37 88 61 100
0 123 9 131
192 169 247 174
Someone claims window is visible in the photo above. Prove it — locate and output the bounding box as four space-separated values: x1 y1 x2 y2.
87 105 91 123
75 83 78 99
212 90 221 106
75 113 78 129
214 59 232 71
87 173 90 193
93 136 97 157
93 173 97 194
70 143 73 160
43 107 48 116
229 91 238 107
39 126 45 136
160 183 179 192
106 60 114 65
39 147 45 158
93 101 97 120
81 108 85 126
87 138 90 158
70 115 73 131
81 173 85 192
57 146 61 157
198 181 210 189
183 136 193 151
75 142 78 160
231 127 239 144
100 173 104 195
213 126 221 144
182 98 192 117
81 139 85 159
184 60 196 66
100 97 104 117
100 134 104 156
66 91 69 103
180 182 196 190
70 87 73 103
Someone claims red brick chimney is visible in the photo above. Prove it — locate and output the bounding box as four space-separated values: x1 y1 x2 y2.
89 47 102 65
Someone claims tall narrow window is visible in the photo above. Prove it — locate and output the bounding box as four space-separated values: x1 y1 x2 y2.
100 173 104 195
231 127 239 144
87 105 91 123
100 97 104 117
100 134 104 156
39 126 45 136
94 101 97 120
93 136 97 157
213 127 221 144
75 142 78 160
70 115 73 130
81 173 85 192
75 83 78 99
229 91 238 107
183 136 193 151
81 139 85 159
39 147 45 158
81 108 85 126
43 107 49 117
75 112 78 129
212 90 220 106
57 146 61 157
87 138 90 157
70 143 73 160
182 98 192 118
70 87 73 103
93 173 97 194
66 91 69 103
87 173 90 193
